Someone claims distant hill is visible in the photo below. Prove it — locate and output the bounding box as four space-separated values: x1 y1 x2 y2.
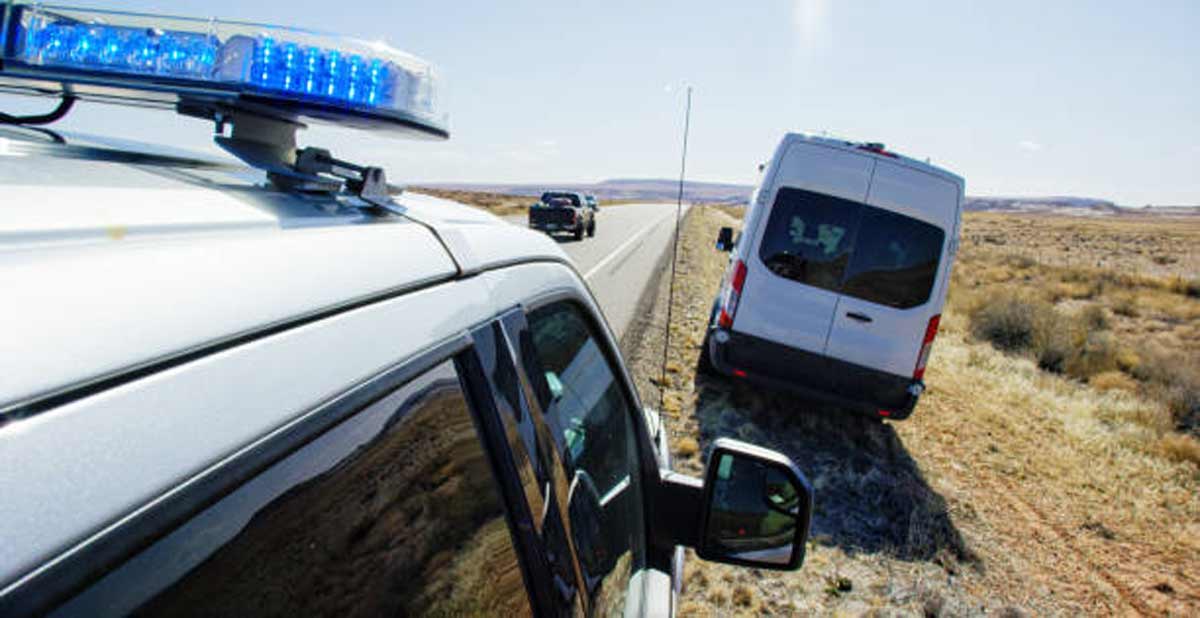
963 196 1122 216
422 179 1199 216
422 178 753 204
964 197 1200 217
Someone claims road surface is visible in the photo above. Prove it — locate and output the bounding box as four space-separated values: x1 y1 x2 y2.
504 202 687 340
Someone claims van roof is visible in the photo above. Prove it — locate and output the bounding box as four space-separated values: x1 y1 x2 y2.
783 132 964 188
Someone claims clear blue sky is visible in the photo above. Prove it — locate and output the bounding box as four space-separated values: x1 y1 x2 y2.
3 1 1197 205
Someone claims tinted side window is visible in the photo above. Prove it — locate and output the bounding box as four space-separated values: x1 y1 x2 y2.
473 318 585 614
525 302 646 615
841 207 945 308
55 361 532 618
758 187 862 292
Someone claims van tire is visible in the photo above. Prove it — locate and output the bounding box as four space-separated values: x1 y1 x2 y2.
697 299 721 376
697 331 717 376
587 220 596 237
574 225 584 241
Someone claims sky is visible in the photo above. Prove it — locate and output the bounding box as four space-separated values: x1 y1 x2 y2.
2 0 1197 205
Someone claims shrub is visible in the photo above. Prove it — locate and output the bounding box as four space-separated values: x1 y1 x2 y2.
1067 331 1119 380
1111 294 1139 318
970 291 1087 373
1133 346 1200 433
970 292 1050 352
1168 277 1200 299
1115 347 1141 373
1079 305 1109 331
1034 322 1074 374
1002 253 1038 270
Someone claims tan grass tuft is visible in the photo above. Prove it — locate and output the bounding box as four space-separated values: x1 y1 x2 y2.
1158 433 1200 466
1089 371 1138 393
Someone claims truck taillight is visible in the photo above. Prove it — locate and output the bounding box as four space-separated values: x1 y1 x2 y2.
717 259 747 329
913 314 941 380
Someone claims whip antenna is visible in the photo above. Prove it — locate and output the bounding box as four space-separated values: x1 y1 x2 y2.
659 85 691 412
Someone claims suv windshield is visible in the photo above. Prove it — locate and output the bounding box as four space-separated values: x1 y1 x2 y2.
758 186 945 308
541 192 581 207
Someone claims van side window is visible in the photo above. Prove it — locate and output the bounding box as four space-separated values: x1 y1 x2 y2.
525 301 646 615
54 361 533 618
841 207 945 308
758 187 861 292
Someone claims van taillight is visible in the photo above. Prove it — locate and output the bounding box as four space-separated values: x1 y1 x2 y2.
717 259 747 329
913 314 941 380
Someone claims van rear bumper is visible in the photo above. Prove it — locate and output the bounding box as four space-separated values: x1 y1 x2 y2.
706 328 920 420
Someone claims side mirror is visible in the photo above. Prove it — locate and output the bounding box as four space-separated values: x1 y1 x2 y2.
715 226 734 252
649 438 813 571
697 439 812 569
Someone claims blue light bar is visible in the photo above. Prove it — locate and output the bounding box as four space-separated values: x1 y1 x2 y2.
0 4 445 136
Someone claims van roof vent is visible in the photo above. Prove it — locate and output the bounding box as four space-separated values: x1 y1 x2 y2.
857 142 898 158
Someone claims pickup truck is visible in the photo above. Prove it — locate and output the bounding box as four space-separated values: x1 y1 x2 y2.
529 190 596 240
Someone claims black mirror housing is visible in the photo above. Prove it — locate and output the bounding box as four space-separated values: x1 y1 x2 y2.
648 438 813 571
715 226 734 252
696 439 812 570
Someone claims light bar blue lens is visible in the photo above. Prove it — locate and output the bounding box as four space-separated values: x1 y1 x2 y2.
19 17 219 78
248 37 393 107
3 4 443 128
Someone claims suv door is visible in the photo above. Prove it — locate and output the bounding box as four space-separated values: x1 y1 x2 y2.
736 142 874 361
517 301 650 616
47 359 536 618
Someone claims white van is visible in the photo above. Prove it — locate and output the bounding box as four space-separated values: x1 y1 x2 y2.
704 133 964 420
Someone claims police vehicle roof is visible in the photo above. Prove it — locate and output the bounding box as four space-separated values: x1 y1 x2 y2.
0 127 569 416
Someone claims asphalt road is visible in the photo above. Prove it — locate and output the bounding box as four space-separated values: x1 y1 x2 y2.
504 202 687 339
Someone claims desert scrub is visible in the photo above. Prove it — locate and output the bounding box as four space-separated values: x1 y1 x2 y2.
969 291 1050 352
968 290 1077 372
1132 345 1200 433
1079 304 1109 331
1065 330 1119 380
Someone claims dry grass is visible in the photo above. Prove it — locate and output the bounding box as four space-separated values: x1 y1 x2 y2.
955 213 1200 434
963 212 1200 279
629 207 1199 616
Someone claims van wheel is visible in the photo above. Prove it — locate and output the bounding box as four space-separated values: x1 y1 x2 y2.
587 220 596 237
697 300 721 376
574 224 584 241
697 330 717 376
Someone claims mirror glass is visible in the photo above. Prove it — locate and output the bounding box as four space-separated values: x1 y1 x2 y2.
715 226 734 251
703 452 800 566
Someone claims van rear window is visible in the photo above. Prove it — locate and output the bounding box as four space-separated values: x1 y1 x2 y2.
841 208 944 308
540 192 581 206
757 187 861 293
758 187 945 308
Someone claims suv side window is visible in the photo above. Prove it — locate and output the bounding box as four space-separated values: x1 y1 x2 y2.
524 301 646 615
54 361 532 618
840 206 945 308
758 186 862 292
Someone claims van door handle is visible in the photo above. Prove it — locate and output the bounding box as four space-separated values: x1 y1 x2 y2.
846 312 873 323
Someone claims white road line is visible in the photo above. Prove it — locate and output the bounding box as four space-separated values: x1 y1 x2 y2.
584 210 679 281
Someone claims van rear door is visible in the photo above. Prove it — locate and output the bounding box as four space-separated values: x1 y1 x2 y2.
824 161 960 379
734 142 874 361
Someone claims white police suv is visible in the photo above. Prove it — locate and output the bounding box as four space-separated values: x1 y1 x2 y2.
0 4 813 616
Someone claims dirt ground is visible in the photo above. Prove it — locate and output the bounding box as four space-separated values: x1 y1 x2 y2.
622 206 1199 616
